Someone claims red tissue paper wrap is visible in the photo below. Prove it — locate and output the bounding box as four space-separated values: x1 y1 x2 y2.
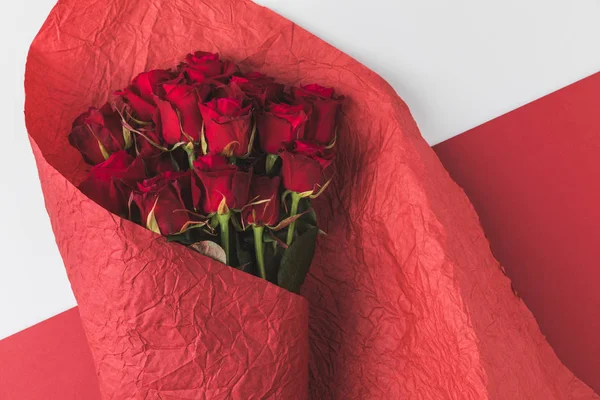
25 0 598 398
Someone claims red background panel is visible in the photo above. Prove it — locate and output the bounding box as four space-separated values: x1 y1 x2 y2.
0 308 100 399
434 72 600 393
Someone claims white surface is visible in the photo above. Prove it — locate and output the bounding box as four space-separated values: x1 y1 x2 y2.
1 0 599 340
255 0 600 144
1 0 77 340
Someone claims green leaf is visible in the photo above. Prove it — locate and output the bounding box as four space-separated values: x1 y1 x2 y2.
230 213 244 232
285 191 301 246
166 230 196 246
264 242 283 284
235 230 253 270
299 199 317 225
266 154 279 175
277 226 319 294
295 202 319 235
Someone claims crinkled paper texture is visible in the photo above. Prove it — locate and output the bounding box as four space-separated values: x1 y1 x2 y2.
25 0 598 398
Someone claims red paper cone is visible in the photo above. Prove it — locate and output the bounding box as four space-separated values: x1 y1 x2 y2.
26 0 598 398
29 134 309 400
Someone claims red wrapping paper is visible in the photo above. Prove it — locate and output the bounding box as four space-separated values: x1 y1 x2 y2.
29 135 309 400
25 0 598 398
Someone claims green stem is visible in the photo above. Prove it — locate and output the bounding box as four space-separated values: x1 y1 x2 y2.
266 154 279 174
286 192 301 246
217 212 231 265
253 225 266 279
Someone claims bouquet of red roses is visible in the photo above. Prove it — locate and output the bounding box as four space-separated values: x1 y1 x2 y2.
25 0 600 398
30 51 343 399
69 51 342 293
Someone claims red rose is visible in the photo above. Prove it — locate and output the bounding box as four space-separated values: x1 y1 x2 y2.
297 83 335 98
193 155 251 214
292 83 343 145
231 72 284 107
193 153 229 170
257 103 308 154
293 140 331 157
211 81 247 101
153 96 182 145
181 51 236 83
78 151 146 215
133 171 191 235
198 98 253 157
280 141 334 194
242 176 281 227
115 69 173 121
132 69 173 101
163 82 210 142
68 103 127 165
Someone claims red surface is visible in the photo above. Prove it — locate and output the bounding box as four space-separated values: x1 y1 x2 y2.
18 0 600 398
0 308 100 400
434 72 600 393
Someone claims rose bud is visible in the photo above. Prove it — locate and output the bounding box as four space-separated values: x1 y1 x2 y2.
257 103 308 154
292 83 344 145
132 171 191 235
193 155 251 214
78 151 146 216
242 176 281 227
230 72 284 107
163 82 210 142
68 103 127 165
180 51 236 83
115 69 173 121
280 141 334 194
198 98 253 157
153 96 183 146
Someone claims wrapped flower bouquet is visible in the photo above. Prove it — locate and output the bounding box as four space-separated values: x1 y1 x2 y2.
24 0 599 398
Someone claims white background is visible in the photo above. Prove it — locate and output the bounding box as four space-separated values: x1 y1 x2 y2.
1 0 599 340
